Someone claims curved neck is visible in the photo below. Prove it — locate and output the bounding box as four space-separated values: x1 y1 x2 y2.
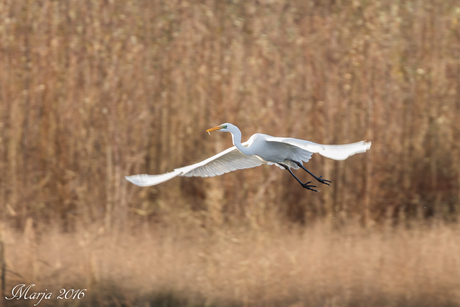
229 127 253 156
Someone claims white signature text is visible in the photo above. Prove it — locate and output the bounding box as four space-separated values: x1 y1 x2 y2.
5 284 86 306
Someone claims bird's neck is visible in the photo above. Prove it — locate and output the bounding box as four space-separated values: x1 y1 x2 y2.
231 129 254 156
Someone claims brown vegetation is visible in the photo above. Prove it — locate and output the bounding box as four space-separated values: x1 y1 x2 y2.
0 0 459 228
4 223 460 306
0 0 460 305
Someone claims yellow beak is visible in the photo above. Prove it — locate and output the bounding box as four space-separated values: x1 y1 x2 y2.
206 126 222 134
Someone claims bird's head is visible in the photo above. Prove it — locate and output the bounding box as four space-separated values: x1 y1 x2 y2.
206 123 234 134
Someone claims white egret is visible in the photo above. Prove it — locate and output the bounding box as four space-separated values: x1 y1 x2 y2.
126 123 371 191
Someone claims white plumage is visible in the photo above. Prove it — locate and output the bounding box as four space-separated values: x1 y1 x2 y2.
126 123 371 191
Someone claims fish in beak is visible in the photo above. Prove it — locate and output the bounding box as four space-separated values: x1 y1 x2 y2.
206 125 222 135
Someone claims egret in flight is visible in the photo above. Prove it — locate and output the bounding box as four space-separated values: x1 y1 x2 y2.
126 123 371 191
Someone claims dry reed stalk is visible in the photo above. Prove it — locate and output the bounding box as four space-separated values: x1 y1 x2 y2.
0 227 4 307
3 222 460 306
0 0 458 229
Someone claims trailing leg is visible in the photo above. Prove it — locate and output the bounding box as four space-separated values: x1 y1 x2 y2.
290 160 331 186
279 163 318 192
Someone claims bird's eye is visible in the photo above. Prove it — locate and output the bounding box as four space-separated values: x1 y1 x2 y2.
221 125 227 129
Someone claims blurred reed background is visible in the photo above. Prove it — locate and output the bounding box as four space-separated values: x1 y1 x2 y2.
0 0 460 306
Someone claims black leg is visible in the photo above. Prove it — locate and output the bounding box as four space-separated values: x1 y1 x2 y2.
280 163 318 192
290 160 331 186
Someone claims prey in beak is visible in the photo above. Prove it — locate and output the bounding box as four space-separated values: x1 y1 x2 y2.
206 125 222 135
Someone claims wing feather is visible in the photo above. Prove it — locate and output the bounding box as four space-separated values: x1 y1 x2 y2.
179 146 263 177
267 137 371 161
125 146 264 186
125 171 180 187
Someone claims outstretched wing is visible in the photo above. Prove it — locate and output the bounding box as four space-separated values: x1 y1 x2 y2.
177 146 263 177
266 137 371 161
125 146 264 187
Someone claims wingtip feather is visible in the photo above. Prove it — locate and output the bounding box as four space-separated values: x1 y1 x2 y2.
363 140 372 149
125 172 180 187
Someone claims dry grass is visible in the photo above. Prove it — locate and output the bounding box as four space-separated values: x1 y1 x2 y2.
0 0 459 229
1 1 460 305
3 222 460 306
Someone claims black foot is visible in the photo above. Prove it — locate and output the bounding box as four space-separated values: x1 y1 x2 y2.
302 181 318 192
317 176 331 186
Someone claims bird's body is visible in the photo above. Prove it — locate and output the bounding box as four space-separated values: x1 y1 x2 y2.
126 123 371 191
228 133 312 167
245 134 307 164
